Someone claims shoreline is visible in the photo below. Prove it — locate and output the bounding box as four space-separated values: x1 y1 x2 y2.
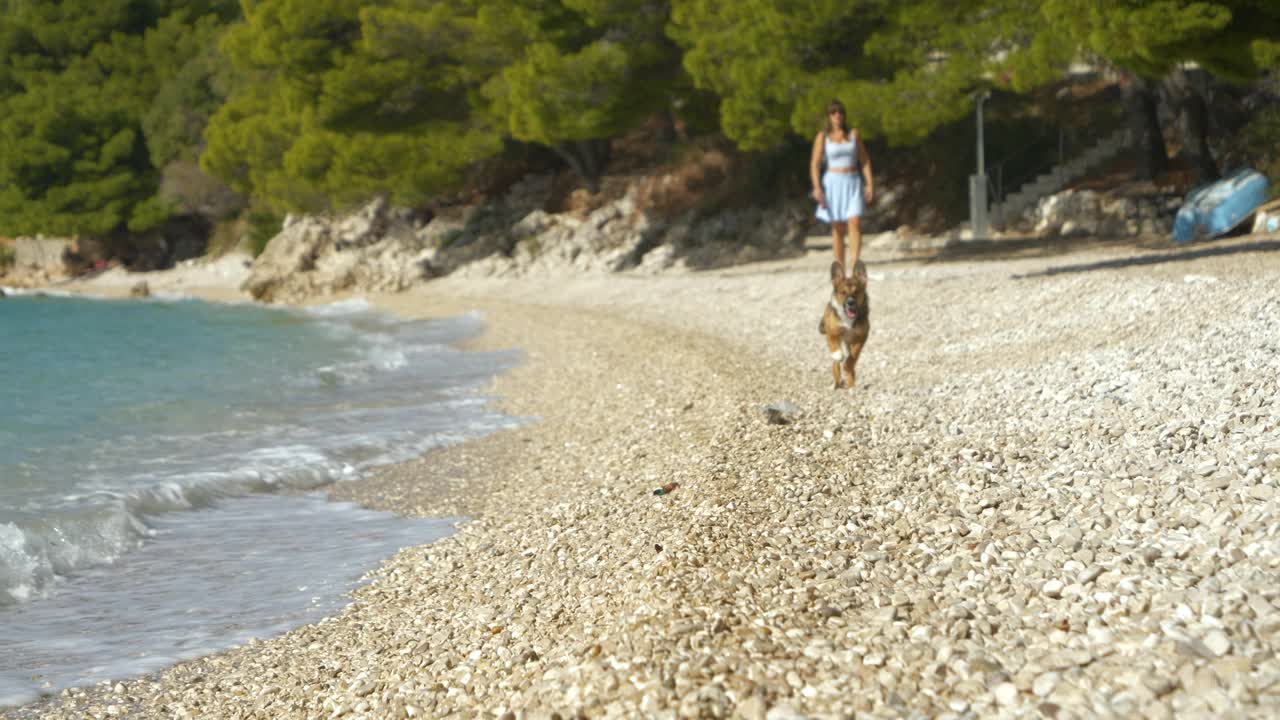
6 233 1280 717
6 257 773 718
0 272 523 712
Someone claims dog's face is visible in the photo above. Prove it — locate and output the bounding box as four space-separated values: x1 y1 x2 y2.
829 261 867 324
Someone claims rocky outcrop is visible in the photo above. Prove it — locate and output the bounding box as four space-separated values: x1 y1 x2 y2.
242 196 437 303
1 219 213 286
11 235 75 282
243 177 811 303
447 194 808 279
1024 189 1180 237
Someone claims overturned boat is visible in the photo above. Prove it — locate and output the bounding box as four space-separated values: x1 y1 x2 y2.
1172 168 1270 243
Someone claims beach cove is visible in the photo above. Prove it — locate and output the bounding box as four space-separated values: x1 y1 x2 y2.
8 233 1280 718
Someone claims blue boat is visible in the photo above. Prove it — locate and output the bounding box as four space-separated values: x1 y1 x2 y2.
1173 168 1270 243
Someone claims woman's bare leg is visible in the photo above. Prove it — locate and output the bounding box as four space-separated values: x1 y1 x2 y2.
847 217 863 267
832 224 848 269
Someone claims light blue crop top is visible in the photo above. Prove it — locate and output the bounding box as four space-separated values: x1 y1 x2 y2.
824 134 857 170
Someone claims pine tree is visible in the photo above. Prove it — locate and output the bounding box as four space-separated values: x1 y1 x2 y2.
479 0 684 191
202 0 505 212
668 0 1070 150
203 0 690 209
0 1 241 237
1042 0 1280 182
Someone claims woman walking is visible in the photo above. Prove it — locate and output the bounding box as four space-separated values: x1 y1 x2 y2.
811 99 874 269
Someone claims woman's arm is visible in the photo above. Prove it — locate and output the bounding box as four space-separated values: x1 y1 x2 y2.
810 132 826 205
857 129 874 203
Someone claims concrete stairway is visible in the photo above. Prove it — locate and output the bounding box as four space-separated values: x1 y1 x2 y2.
994 128 1133 226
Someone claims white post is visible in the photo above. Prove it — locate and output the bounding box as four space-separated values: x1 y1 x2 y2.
970 91 991 240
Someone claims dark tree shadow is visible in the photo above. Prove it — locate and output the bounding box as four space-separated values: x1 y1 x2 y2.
923 234 1169 265
1011 237 1280 278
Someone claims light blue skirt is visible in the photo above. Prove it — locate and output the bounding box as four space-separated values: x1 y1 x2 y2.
816 171 863 223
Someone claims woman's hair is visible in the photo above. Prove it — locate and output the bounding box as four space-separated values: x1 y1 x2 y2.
824 99 850 135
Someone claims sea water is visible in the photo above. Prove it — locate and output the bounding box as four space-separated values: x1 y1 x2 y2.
0 292 520 706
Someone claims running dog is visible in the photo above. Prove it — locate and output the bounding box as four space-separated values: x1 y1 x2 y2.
819 261 870 389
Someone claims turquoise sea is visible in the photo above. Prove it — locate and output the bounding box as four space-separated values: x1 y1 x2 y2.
0 291 519 706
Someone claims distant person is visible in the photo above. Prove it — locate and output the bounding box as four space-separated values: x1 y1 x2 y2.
811 99 874 269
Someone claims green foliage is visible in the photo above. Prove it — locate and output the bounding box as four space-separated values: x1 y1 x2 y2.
128 195 179 233
0 243 14 270
202 0 504 213
0 0 153 68
143 12 237 167
484 41 631 146
1241 106 1280 197
1255 39 1280 69
669 0 1278 154
204 217 243 255
669 0 1073 150
0 56 157 236
1042 0 1280 81
0 1 241 238
2 0 1278 238
668 0 847 150
481 0 682 152
246 209 283 256
201 0 691 209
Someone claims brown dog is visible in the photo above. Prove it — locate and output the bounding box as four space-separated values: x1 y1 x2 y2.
819 261 870 389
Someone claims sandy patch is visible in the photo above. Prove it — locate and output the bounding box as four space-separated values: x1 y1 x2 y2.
47 252 255 303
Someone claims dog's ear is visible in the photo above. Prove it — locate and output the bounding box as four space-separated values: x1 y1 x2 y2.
852 260 868 284
830 261 844 283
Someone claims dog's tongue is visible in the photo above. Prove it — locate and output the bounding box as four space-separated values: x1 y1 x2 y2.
845 306 857 320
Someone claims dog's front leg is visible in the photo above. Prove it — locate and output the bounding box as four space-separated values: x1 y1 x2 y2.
844 340 865 389
826 335 844 388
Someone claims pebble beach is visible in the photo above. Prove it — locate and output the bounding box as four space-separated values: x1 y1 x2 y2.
9 233 1280 719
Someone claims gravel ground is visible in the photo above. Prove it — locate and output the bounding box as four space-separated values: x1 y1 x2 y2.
8 233 1280 719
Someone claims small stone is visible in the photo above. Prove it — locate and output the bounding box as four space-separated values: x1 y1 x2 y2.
1142 674 1179 698
766 701 805 720
1211 656 1252 683
736 694 767 720
351 680 376 697
994 682 1019 706
1042 579 1065 598
762 402 799 425
1203 630 1232 657
875 605 898 622
1167 628 1216 659
1033 672 1060 697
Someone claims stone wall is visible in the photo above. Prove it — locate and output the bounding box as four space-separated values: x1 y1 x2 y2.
7 236 75 282
1023 189 1180 238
